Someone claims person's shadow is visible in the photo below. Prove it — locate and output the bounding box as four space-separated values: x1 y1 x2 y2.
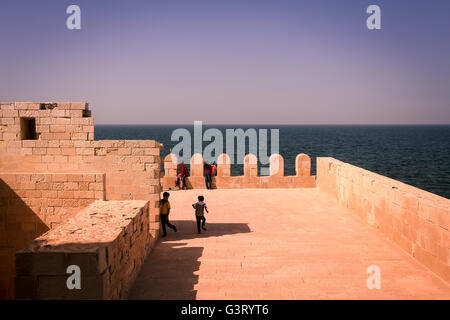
127 220 251 299
211 176 217 189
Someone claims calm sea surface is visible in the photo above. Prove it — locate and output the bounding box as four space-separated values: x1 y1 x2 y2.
95 125 450 199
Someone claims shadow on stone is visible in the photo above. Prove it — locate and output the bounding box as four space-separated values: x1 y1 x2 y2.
128 221 251 299
0 179 49 300
211 176 217 189
127 242 203 299
184 177 194 190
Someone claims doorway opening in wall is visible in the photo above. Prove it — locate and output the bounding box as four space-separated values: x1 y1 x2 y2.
20 117 37 140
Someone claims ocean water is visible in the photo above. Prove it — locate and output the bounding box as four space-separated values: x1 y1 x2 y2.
95 125 450 199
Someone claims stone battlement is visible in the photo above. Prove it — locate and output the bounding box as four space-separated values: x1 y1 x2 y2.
162 153 316 189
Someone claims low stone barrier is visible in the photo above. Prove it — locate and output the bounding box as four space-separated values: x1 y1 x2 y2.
161 153 316 189
0 172 105 299
15 200 151 299
317 157 450 283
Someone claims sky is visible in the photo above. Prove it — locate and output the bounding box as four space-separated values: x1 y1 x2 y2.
0 0 449 125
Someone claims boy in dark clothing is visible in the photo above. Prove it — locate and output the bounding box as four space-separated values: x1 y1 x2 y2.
160 192 177 237
192 195 209 234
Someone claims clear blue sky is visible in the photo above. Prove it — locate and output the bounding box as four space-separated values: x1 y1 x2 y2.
1 0 449 124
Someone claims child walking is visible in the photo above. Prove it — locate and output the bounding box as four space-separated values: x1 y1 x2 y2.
192 195 209 234
160 192 177 237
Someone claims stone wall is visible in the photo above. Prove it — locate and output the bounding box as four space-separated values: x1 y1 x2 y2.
15 200 151 299
0 102 162 201
0 102 93 143
0 102 162 234
0 102 163 299
316 157 450 283
0 172 105 299
161 153 316 189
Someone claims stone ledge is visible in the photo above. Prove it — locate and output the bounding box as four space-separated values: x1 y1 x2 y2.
15 200 152 299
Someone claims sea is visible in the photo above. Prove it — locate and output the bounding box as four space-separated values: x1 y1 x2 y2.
95 125 450 199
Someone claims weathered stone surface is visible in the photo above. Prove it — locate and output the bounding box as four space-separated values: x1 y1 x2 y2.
15 200 152 299
0 102 161 202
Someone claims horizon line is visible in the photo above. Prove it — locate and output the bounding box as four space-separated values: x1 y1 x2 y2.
94 123 450 126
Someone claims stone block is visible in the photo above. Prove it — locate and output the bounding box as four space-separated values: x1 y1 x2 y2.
70 102 88 110
72 132 88 140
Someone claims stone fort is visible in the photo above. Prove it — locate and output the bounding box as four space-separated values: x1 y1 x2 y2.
0 102 449 299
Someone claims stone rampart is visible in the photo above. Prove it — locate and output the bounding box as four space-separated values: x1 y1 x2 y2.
317 157 450 283
161 153 316 189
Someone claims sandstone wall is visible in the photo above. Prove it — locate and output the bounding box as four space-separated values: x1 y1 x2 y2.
316 157 450 283
0 102 163 299
0 102 162 202
0 102 162 233
0 172 105 299
161 153 316 189
0 102 93 143
15 200 151 299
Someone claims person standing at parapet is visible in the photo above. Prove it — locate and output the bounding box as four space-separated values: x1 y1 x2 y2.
160 192 177 237
178 163 190 190
203 163 212 189
211 162 217 176
210 162 217 189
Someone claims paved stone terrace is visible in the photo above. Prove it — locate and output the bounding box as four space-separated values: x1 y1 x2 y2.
128 189 450 299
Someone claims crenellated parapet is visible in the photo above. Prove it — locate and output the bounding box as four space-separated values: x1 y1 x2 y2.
161 153 316 189
217 153 231 177
296 153 311 177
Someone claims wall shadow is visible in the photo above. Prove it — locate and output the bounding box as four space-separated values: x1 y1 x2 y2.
0 179 49 300
128 221 251 300
185 177 194 190
127 242 202 300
